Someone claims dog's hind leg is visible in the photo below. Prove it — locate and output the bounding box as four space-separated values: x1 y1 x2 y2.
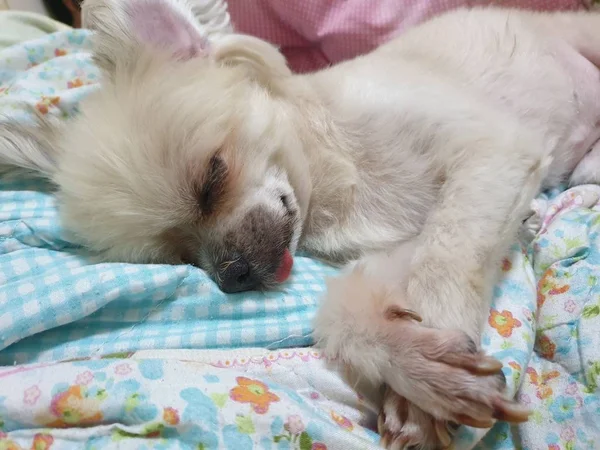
528 11 600 68
570 139 600 186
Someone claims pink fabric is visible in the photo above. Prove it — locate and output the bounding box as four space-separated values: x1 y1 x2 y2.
227 0 588 73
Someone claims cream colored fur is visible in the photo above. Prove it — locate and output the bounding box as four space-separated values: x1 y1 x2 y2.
1 1 600 448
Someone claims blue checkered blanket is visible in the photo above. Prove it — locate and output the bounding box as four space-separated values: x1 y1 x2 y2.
0 30 338 364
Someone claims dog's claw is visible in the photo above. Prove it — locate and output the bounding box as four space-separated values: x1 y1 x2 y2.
434 420 452 447
455 414 494 429
439 348 504 376
466 354 504 375
451 399 530 430
378 411 385 435
380 431 391 448
380 430 413 449
492 398 532 423
385 305 423 322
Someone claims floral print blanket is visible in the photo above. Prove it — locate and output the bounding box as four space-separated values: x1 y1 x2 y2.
0 349 382 450
0 29 599 450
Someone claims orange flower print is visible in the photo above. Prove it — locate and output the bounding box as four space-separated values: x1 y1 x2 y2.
229 377 280 414
538 334 557 359
537 268 570 308
526 367 560 400
330 410 354 431
488 309 522 338
46 385 104 427
501 258 512 272
35 96 60 115
31 434 54 450
0 432 22 450
163 407 180 425
67 78 84 89
536 291 544 308
549 285 569 295
0 438 22 450
508 361 521 371
54 49 67 57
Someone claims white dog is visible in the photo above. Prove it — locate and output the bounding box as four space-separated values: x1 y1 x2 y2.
1 0 599 448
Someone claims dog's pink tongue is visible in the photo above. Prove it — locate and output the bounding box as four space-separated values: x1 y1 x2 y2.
275 249 294 283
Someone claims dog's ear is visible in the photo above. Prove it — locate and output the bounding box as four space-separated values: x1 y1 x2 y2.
213 35 292 89
83 0 291 87
82 0 209 79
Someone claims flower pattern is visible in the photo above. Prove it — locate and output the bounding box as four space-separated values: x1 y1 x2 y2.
0 354 380 449
229 377 280 414
0 439 22 450
560 426 575 442
46 385 104 428
563 299 577 313
114 363 132 376
537 268 570 308
272 414 328 449
549 396 576 423
22 386 41 406
67 78 84 89
162 407 180 425
330 411 353 431
488 309 522 337
34 96 60 115
526 368 560 400
31 434 54 450
284 415 305 434
538 334 557 359
0 433 54 450
74 371 93 385
564 382 578 396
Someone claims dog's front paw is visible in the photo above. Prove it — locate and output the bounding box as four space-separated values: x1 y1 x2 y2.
376 324 527 449
313 263 530 448
381 319 528 429
379 387 456 450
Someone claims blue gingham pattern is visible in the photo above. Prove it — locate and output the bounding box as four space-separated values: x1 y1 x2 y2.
0 31 338 364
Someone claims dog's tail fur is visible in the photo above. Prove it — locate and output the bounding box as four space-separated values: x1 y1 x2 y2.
0 113 58 177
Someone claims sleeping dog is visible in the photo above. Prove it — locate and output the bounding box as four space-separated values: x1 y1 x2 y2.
1 0 599 447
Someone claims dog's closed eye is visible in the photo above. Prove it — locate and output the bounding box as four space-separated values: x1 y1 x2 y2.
280 194 289 209
198 154 227 214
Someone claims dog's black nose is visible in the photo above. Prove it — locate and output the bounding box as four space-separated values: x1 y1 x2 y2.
219 257 258 293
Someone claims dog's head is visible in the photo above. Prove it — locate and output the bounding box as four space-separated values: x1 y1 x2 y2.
3 0 316 292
